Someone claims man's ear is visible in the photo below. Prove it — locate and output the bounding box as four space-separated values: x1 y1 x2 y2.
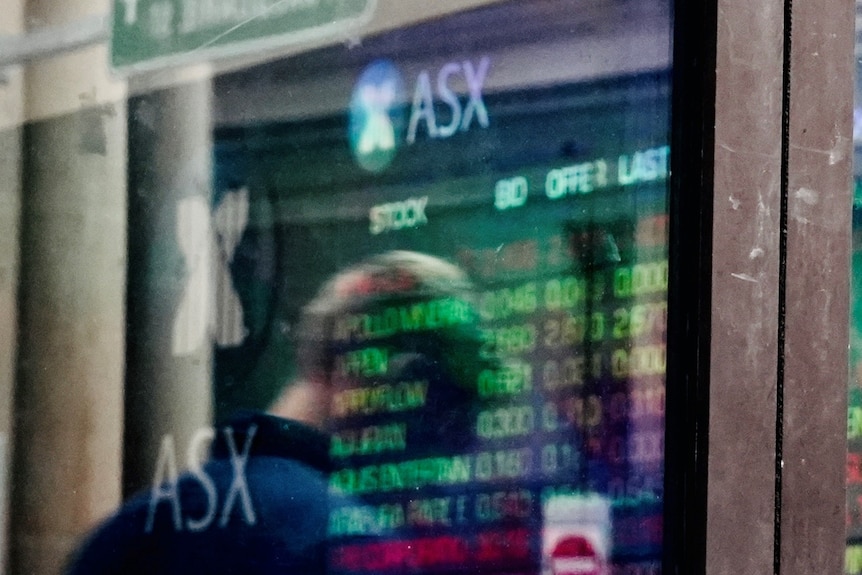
268 379 331 428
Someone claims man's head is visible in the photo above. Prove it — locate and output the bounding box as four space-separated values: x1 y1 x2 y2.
277 251 492 440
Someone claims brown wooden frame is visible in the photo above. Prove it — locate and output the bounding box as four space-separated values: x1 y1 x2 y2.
705 0 853 572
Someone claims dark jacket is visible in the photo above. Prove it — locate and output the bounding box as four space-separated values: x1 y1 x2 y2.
66 413 333 575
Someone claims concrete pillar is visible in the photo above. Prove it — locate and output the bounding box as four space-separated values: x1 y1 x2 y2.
9 0 127 572
124 72 214 496
0 2 25 573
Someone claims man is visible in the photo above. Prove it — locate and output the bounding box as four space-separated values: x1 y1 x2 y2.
65 251 487 575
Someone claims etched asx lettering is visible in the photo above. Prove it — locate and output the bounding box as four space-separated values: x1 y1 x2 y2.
407 56 491 144
145 425 256 533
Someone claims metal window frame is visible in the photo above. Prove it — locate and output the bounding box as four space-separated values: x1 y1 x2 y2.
667 0 853 572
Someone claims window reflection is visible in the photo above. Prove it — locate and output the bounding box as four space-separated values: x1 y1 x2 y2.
69 2 671 575
850 3 862 570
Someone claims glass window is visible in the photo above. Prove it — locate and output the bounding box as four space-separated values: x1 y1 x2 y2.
185 2 668 573
7 1 672 574
849 3 862 567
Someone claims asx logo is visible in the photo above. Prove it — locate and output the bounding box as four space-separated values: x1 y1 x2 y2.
349 59 404 173
349 56 491 173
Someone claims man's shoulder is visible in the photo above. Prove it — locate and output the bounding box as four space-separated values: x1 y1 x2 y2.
66 413 333 575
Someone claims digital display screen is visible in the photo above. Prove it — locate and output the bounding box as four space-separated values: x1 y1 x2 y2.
202 2 671 573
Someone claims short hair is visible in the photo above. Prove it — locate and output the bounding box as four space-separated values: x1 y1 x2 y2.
296 251 485 388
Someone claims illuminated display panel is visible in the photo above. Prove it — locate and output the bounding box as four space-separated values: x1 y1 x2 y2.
210 1 670 574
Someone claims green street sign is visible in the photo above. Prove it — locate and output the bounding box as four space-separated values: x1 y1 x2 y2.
111 0 375 72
